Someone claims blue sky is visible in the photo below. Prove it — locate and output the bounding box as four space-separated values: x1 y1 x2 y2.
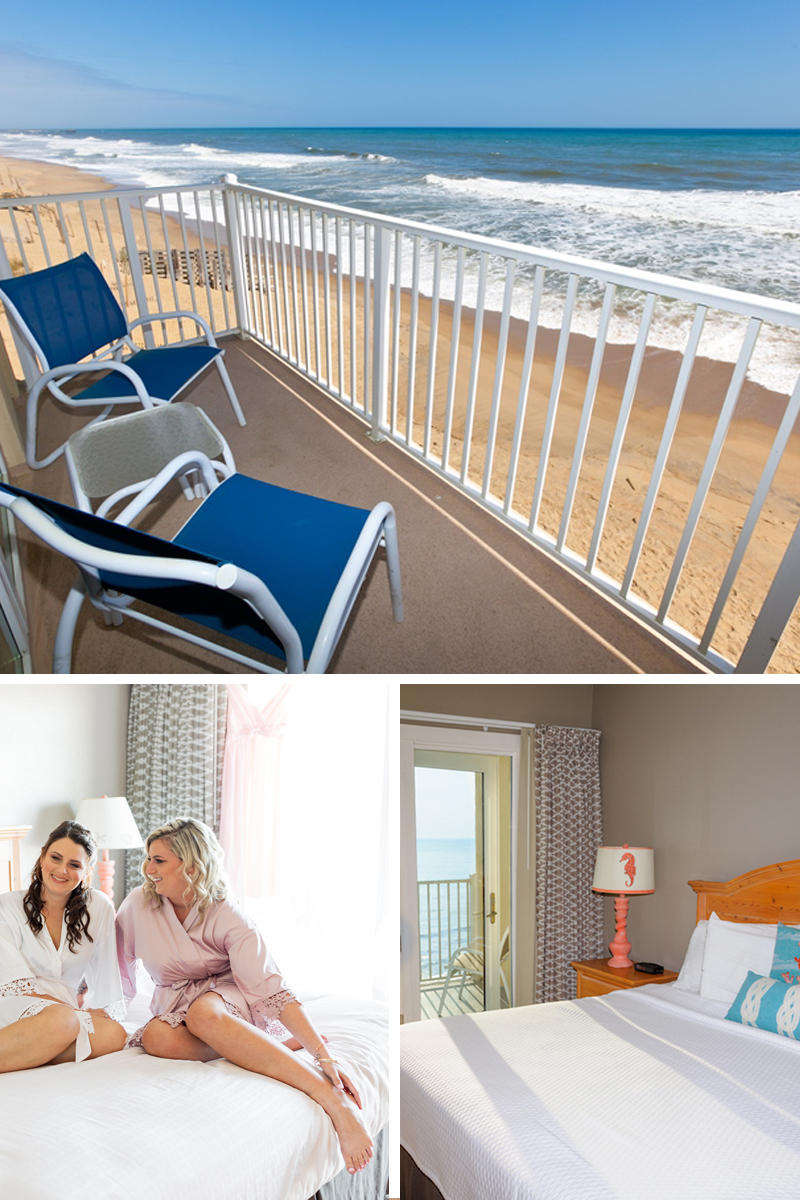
415 769 476 840
1 0 799 128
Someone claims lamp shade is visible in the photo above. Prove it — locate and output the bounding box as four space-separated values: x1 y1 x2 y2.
592 844 654 895
74 796 143 851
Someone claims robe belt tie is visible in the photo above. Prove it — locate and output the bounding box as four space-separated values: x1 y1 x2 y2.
164 973 222 991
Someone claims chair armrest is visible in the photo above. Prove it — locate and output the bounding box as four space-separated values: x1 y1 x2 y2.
127 311 218 346
33 361 156 408
112 452 221 527
308 501 402 673
3 493 227 589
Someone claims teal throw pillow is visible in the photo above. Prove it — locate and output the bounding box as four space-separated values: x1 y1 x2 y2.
725 969 800 1039
770 922 800 985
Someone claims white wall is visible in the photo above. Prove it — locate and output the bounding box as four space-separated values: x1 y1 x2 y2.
0 682 130 905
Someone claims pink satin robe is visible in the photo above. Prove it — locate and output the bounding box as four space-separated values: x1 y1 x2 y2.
116 887 297 1040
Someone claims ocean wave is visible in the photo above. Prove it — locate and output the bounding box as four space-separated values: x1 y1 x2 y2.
307 145 395 162
423 174 800 238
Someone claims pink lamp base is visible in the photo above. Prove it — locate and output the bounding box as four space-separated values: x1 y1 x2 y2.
97 849 115 903
608 893 632 968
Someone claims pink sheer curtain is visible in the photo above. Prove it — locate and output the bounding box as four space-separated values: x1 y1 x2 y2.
218 678 391 1001
219 682 290 900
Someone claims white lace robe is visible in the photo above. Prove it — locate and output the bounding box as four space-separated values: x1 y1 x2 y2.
0 888 126 1062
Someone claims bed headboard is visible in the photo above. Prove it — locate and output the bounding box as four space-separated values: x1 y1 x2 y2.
689 858 800 925
0 826 31 894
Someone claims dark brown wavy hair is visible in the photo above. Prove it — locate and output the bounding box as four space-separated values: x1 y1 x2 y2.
23 821 97 952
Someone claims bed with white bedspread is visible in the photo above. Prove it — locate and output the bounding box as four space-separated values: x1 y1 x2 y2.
0 825 388 1200
400 857 800 1200
1 991 389 1200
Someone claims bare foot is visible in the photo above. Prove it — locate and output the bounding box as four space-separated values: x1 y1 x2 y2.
322 1085 373 1174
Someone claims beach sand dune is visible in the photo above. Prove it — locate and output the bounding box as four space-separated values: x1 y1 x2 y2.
1 155 798 673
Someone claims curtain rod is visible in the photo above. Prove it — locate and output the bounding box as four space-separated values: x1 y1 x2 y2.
400 709 598 734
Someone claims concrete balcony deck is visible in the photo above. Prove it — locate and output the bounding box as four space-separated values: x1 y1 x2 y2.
5 338 703 674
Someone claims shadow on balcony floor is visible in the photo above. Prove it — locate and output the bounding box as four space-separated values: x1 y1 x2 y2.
420 978 488 1020
7 338 704 674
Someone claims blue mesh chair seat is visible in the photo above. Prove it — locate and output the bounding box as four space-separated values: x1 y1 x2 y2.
0 470 403 674
75 345 222 403
0 253 246 469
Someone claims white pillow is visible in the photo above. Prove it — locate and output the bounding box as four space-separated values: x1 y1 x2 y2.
674 920 708 992
699 913 778 1003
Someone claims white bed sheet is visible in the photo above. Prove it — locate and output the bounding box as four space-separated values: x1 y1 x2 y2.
1 994 388 1200
400 982 800 1200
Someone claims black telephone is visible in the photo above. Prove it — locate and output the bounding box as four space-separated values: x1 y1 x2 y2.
634 962 664 974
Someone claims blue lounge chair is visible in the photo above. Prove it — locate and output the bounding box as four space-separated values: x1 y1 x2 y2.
0 465 403 674
0 252 246 469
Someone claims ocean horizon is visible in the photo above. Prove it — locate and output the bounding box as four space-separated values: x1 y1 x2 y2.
1 126 799 392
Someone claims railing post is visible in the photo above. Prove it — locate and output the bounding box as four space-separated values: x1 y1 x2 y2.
369 225 391 443
117 197 154 348
220 177 250 339
0 236 38 391
735 513 800 673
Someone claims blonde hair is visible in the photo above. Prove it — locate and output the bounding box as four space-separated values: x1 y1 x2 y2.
141 818 229 915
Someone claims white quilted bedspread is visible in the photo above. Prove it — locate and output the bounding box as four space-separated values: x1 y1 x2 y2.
400 984 800 1200
1 994 388 1200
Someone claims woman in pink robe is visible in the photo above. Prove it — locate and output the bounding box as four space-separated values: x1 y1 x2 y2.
116 817 372 1176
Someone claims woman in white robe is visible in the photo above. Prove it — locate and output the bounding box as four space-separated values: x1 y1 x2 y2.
0 820 127 1070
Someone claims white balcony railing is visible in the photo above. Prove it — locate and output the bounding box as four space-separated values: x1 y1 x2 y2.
418 877 473 982
1 178 800 673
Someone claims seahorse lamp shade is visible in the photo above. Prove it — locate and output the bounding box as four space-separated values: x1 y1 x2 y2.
74 795 142 903
592 845 655 968
592 845 655 896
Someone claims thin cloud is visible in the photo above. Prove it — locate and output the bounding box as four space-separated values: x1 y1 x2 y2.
0 44 253 125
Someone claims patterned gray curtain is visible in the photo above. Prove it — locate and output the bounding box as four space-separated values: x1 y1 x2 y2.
124 685 228 897
535 724 604 1004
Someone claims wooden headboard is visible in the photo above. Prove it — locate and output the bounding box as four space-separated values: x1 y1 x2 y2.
689 858 800 925
0 826 31 894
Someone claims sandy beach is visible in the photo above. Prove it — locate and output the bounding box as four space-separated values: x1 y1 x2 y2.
1 152 799 673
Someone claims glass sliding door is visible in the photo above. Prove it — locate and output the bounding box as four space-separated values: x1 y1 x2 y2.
0 454 30 674
401 725 519 1024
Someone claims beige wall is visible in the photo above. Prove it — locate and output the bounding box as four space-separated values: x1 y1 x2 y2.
400 683 594 727
402 681 800 995
593 682 800 973
0 683 130 906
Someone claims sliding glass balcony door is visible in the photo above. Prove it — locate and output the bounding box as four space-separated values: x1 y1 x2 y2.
400 724 519 1024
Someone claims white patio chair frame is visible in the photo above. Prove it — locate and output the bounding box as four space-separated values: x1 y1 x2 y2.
437 926 511 1016
64 403 237 519
0 455 403 675
0 256 246 470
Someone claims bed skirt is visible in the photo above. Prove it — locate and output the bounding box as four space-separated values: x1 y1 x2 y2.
399 1146 444 1200
311 1126 390 1200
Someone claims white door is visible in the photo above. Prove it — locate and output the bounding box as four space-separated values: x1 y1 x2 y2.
400 724 519 1024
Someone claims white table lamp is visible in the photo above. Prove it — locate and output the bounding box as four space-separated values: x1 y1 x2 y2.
74 795 142 902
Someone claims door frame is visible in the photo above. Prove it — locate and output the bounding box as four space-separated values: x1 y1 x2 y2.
400 722 520 1023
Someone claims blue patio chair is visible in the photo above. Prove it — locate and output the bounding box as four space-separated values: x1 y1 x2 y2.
0 464 403 674
0 252 246 470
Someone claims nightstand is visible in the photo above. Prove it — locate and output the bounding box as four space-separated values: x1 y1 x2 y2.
571 957 679 999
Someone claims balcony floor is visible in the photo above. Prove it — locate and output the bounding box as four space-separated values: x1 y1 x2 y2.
6 338 703 674
420 978 486 1019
